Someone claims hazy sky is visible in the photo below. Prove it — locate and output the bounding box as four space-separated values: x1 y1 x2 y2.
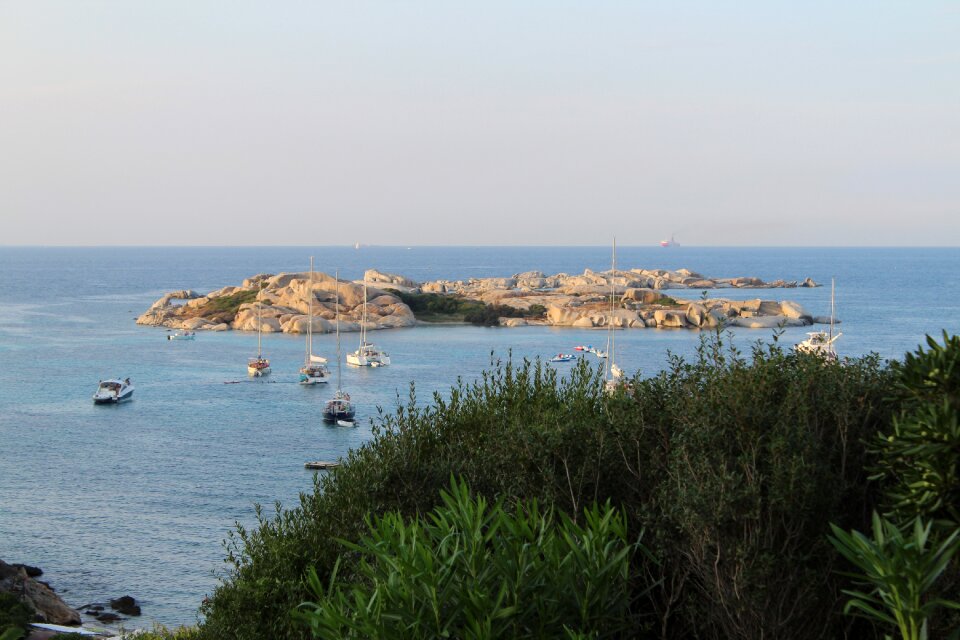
1 2 958 246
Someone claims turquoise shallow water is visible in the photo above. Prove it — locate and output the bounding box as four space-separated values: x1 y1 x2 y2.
1 246 958 625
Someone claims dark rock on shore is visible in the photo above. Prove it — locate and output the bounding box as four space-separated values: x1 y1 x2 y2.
109 595 141 616
12 564 43 578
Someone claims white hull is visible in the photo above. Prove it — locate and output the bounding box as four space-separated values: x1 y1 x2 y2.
300 372 329 385
347 350 391 367
248 365 271 377
93 379 134 404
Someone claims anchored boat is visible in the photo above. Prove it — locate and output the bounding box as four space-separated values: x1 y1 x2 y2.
346 279 391 367
247 282 271 377
300 257 330 385
323 271 356 424
93 378 134 404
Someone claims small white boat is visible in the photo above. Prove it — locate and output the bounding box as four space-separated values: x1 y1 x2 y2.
247 283 271 377
93 378 134 404
550 353 575 362
347 342 392 367
796 331 841 360
795 278 841 361
248 356 271 377
167 330 196 341
346 280 391 367
300 257 331 385
593 350 608 359
336 419 356 427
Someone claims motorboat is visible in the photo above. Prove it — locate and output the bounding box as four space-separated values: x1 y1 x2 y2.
93 378 134 404
550 353 575 362
346 280 391 367
247 282 271 377
300 257 330 385
324 271 356 425
796 331 841 360
795 279 841 361
593 350 608 359
574 345 592 352
167 331 196 341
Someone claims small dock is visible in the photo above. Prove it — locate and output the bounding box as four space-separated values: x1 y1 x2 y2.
304 460 340 471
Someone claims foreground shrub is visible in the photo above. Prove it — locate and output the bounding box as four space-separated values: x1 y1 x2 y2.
875 332 960 526
829 514 960 640
200 333 894 640
0 593 32 640
295 478 645 639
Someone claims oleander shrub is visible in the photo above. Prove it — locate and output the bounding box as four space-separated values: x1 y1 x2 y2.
198 332 895 640
829 332 960 639
875 332 960 526
295 478 645 639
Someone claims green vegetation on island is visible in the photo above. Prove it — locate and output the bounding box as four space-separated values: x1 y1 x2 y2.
387 289 546 326
202 289 258 316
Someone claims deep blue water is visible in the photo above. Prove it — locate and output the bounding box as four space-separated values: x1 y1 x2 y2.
1 246 958 626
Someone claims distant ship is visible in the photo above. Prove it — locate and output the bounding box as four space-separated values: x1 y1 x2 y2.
660 234 679 248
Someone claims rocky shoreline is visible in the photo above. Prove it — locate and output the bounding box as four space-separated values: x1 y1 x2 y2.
0 559 143 638
137 266 833 333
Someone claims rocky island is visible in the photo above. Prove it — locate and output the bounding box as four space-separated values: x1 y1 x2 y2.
137 267 832 333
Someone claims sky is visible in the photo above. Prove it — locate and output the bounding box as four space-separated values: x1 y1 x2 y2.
0 2 958 246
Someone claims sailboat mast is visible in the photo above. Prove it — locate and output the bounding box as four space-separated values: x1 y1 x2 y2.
307 256 314 363
257 281 262 358
611 237 617 368
829 278 835 343
335 270 342 391
361 278 367 347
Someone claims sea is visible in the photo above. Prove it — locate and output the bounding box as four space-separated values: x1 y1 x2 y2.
1 246 958 627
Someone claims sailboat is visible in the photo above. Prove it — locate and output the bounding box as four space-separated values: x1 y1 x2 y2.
323 271 356 424
300 257 330 385
796 278 842 360
346 278 391 367
604 238 626 393
247 282 271 377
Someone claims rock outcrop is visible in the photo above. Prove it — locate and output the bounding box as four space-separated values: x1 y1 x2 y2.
138 266 827 333
138 272 417 334
0 559 81 626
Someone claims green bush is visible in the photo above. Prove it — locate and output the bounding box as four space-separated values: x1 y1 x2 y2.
198 333 894 640
295 478 645 639
831 332 960 639
527 303 547 317
462 304 507 326
829 514 960 640
875 332 960 526
0 593 32 640
203 290 258 315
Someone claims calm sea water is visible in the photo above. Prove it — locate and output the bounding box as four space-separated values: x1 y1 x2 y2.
1 246 958 626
